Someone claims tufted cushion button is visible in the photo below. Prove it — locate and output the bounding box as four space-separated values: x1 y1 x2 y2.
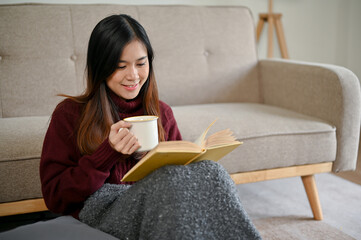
70 54 77 61
203 51 209 57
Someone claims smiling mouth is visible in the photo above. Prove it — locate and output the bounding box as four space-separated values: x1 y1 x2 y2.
122 83 139 91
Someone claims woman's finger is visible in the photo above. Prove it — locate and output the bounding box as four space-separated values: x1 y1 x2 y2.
109 121 132 149
123 135 141 154
109 128 128 147
110 121 132 134
113 130 140 155
128 141 141 154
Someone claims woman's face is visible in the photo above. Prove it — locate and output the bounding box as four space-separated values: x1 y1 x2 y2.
106 40 149 100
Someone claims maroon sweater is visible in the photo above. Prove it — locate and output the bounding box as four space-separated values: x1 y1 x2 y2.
40 93 182 218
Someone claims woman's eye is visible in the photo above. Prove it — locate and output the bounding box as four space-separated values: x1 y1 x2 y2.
118 66 126 69
137 62 146 67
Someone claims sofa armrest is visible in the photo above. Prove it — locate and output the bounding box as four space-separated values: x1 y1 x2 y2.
259 59 361 172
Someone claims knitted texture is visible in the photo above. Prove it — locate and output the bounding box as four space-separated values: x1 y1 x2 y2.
79 160 262 240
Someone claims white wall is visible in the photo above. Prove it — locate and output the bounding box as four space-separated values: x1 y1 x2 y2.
1 0 360 79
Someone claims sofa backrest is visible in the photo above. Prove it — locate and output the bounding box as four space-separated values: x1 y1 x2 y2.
0 4 260 118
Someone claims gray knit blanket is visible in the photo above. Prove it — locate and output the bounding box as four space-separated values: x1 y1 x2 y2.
79 160 262 240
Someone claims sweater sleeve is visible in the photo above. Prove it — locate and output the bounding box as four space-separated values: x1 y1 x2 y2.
39 101 125 217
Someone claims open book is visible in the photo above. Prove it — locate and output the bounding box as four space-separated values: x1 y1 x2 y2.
121 119 242 182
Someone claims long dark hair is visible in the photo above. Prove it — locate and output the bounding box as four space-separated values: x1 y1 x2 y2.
63 14 165 155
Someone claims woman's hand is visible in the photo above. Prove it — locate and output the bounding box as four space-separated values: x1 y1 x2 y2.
109 121 141 155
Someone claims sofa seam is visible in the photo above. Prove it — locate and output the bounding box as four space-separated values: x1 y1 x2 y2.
0 157 41 163
238 129 336 141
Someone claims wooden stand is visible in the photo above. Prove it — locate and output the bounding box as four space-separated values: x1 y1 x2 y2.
256 0 289 59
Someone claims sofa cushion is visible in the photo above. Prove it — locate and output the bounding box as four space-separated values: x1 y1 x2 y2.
0 104 337 203
0 116 50 202
172 103 336 173
137 6 260 106
0 5 260 118
0 5 79 117
0 159 43 203
0 117 50 162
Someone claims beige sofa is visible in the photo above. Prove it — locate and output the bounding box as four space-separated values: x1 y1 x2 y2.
0 4 360 221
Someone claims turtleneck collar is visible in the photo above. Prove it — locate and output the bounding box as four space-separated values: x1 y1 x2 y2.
108 89 144 119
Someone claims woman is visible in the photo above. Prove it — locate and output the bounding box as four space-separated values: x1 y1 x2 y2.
40 14 261 239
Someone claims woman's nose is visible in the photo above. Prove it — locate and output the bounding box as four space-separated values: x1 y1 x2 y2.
126 66 139 80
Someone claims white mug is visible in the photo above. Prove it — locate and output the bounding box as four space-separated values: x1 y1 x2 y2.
123 115 159 152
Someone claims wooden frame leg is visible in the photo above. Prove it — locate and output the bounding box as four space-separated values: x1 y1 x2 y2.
256 17 265 42
267 15 274 58
274 17 289 59
301 175 323 220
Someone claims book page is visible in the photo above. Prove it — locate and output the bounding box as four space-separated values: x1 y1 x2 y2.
204 129 240 148
193 118 218 148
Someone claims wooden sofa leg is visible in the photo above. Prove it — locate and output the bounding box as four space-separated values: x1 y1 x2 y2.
301 175 323 220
